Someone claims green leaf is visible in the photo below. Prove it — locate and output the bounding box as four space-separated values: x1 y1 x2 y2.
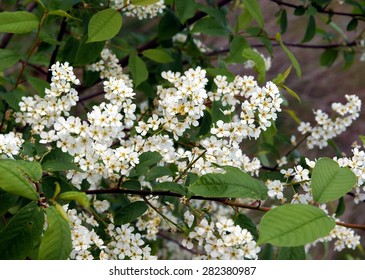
242 48 266 84
191 17 229 36
0 49 20 72
47 10 80 21
335 196 346 218
272 65 292 85
320 49 338 67
294 6 306 16
311 157 357 203
128 53 148 87
346 18 358 31
158 10 181 40
242 0 264 28
0 159 42 181
0 161 38 201
153 182 186 196
38 206 71 260
0 201 44 259
58 191 90 208
281 84 301 103
42 0 80 11
302 15 316 43
226 35 249 64
134 151 163 176
114 201 148 225
41 148 82 172
189 166 268 200
142 49 173 63
257 204 335 247
87 8 122 43
343 50 355 69
27 76 49 97
0 191 18 216
234 214 259 240
277 246 306 260
0 11 39 34
0 88 26 111
131 0 160 5
276 33 301 78
145 166 173 181
279 9 287 34
175 0 197 23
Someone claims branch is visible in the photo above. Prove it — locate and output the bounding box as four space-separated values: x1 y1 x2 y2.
270 0 365 18
84 188 365 231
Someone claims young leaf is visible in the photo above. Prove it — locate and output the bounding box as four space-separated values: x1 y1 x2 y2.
302 15 316 43
114 201 148 225
87 8 122 43
0 161 38 201
128 53 148 87
242 48 266 84
131 0 160 5
58 191 90 208
257 204 335 247
279 9 287 34
276 33 301 78
47 10 80 21
311 157 357 203
0 11 39 34
281 84 301 103
0 49 20 72
38 206 72 260
242 0 264 28
142 49 173 63
0 201 44 259
189 166 268 200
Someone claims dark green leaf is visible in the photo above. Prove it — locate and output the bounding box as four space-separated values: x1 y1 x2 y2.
38 206 72 260
311 157 356 203
153 182 186 195
42 0 80 11
0 191 18 216
0 49 20 72
277 246 306 260
142 49 173 63
41 148 83 172
343 50 355 69
257 204 335 247
242 48 266 84
320 49 338 67
197 110 212 137
87 8 122 43
27 77 49 97
0 11 39 34
114 201 148 225
135 151 163 176
234 214 258 240
48 10 80 21
0 201 44 259
346 18 358 31
145 166 173 181
226 35 249 64
294 6 306 16
175 0 197 23
302 15 316 43
242 0 264 27
280 9 287 34
335 196 346 218
191 17 229 36
189 166 268 200
128 53 148 87
0 88 26 111
158 10 181 40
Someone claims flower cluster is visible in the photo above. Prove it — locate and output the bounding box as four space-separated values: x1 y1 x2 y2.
182 215 260 259
209 75 283 143
0 132 24 158
112 0 165 19
298 94 361 149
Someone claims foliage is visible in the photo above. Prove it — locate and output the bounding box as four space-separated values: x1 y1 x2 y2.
0 0 365 260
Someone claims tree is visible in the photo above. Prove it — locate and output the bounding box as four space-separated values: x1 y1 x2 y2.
0 0 365 260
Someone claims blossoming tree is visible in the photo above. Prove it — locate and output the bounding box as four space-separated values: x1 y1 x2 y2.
0 0 365 260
